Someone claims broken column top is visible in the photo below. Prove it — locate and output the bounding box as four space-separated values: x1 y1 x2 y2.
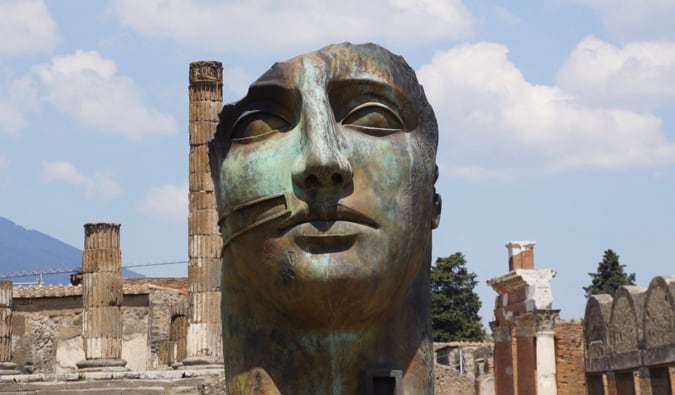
506 240 535 271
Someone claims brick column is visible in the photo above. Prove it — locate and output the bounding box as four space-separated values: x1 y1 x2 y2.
77 223 127 371
490 321 515 395
514 314 537 395
535 309 559 395
0 280 18 374
506 241 535 271
614 371 636 395
605 372 619 395
184 61 223 366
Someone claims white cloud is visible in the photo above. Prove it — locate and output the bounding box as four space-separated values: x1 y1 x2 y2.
109 0 473 53
34 50 178 141
0 74 39 135
41 160 122 201
557 37 675 110
417 42 675 179
223 66 256 97
577 0 675 40
0 0 60 56
137 183 188 223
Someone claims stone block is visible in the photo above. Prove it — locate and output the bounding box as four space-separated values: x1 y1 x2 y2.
0 281 12 307
81 249 122 273
189 171 214 193
83 307 122 338
189 101 222 122
189 144 211 174
186 322 222 359
84 223 120 250
189 191 217 211
188 209 219 235
187 258 222 292
83 337 123 360
188 235 222 259
189 121 218 145
82 273 123 307
188 291 221 323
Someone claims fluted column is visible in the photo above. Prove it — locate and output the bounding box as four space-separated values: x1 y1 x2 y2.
0 280 18 374
77 223 126 371
184 61 223 366
536 309 559 395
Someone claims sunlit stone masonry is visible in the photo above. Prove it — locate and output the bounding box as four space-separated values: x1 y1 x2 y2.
184 61 224 366
488 241 559 395
76 223 127 371
0 280 18 375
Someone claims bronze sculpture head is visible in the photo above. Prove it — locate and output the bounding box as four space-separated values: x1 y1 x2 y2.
210 42 440 394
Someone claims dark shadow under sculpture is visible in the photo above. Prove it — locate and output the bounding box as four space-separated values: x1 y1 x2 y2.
209 42 441 395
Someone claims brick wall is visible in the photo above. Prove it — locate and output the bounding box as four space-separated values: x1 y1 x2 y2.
555 320 586 395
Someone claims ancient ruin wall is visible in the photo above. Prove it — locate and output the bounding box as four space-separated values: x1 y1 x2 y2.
554 320 586 395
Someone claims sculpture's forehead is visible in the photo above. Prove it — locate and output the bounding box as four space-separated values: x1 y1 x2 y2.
251 44 418 95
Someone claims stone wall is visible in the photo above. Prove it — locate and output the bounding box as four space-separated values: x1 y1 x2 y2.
584 275 675 394
554 320 586 395
434 342 495 395
9 280 187 374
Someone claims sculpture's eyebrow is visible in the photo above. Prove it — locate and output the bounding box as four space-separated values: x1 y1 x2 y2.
241 80 297 106
329 78 417 128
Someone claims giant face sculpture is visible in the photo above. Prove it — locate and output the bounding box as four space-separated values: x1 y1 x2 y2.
210 43 440 394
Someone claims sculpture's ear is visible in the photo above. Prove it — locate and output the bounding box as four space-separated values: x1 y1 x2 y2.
431 165 441 229
431 193 442 229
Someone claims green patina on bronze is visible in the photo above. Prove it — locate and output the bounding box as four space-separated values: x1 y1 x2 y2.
209 43 441 395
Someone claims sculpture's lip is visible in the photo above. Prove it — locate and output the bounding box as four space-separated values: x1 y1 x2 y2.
295 231 359 253
277 204 378 233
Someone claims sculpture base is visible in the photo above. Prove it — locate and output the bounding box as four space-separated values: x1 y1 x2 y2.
0 361 19 375
76 359 127 372
180 356 223 370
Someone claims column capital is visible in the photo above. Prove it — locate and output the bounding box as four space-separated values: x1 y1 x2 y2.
514 313 537 337
489 320 513 343
189 61 223 84
535 309 560 333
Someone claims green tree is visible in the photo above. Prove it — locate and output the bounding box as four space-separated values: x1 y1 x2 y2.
583 249 636 297
431 252 486 342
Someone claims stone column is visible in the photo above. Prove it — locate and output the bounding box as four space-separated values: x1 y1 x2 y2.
77 223 126 371
0 280 18 375
514 314 537 395
535 309 559 395
184 61 224 366
490 321 515 395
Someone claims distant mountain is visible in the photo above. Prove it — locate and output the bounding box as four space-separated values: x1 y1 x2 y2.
0 216 143 285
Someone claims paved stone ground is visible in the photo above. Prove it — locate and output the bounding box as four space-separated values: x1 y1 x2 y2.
0 368 223 394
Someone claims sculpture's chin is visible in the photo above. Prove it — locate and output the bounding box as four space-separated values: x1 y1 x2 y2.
223 232 424 329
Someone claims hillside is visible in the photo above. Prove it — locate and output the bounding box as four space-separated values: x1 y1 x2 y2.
0 216 142 285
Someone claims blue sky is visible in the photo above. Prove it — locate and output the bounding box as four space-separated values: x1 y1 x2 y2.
1 0 674 325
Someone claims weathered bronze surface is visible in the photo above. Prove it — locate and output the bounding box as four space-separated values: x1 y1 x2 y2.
209 42 441 394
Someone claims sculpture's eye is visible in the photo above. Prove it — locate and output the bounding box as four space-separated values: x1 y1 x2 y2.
231 111 291 143
341 102 405 136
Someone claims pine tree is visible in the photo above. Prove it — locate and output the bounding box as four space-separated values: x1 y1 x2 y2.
430 252 486 342
583 249 636 297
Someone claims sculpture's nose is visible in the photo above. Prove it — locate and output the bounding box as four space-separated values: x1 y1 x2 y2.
292 111 353 192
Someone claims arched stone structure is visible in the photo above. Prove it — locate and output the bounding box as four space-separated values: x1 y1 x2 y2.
584 294 612 374
643 276 675 366
609 286 645 371
584 277 675 395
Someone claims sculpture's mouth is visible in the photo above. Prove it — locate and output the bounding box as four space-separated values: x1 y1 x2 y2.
278 204 378 252
277 203 378 233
